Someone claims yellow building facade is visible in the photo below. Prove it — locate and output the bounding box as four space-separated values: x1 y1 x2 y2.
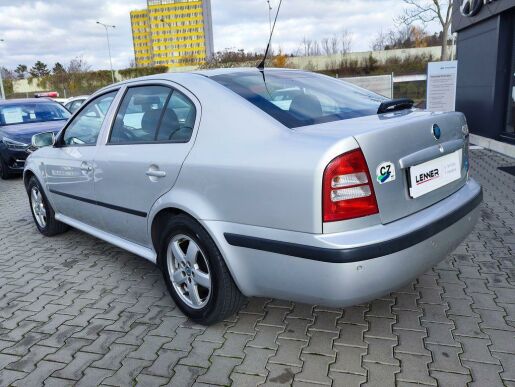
130 0 214 68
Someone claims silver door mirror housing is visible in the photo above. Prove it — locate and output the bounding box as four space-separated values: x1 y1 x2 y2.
31 132 56 148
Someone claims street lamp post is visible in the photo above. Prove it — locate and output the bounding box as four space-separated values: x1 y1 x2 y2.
267 0 273 35
0 39 5 100
96 21 116 83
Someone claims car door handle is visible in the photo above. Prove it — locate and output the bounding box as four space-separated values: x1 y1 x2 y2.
80 162 93 172
146 170 166 178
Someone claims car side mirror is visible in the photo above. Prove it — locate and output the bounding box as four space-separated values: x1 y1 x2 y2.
31 132 56 149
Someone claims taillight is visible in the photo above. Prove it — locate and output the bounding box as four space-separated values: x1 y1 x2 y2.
323 149 379 222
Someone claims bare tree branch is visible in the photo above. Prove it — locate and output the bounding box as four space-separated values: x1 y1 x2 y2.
397 0 453 60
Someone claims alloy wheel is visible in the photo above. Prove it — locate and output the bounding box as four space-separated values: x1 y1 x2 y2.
167 234 212 309
30 186 47 228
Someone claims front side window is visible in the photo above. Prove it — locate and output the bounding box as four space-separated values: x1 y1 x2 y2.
0 102 70 126
62 91 117 146
109 85 196 144
211 70 387 129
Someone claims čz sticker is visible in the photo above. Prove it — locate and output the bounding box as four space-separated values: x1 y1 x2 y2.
376 162 396 184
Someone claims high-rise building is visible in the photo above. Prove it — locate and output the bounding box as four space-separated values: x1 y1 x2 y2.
130 0 214 69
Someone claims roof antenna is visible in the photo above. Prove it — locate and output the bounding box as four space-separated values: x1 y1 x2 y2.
257 0 283 71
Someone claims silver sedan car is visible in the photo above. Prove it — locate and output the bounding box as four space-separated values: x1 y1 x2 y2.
24 69 482 324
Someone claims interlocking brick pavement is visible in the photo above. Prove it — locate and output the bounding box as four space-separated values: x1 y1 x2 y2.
0 148 514 386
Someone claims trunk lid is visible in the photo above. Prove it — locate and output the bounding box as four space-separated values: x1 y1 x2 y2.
298 110 469 224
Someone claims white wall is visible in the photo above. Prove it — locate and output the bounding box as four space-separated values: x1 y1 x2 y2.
288 46 442 71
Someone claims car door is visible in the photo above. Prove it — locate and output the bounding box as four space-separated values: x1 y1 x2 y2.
94 82 200 247
44 90 119 227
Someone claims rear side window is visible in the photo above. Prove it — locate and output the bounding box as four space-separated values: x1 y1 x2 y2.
211 71 386 129
109 85 196 144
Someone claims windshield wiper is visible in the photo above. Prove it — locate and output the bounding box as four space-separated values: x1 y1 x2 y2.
377 98 414 114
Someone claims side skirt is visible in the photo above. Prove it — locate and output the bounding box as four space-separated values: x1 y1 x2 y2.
55 213 157 263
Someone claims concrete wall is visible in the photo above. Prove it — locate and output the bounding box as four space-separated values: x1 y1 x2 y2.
288 46 443 71
343 75 392 98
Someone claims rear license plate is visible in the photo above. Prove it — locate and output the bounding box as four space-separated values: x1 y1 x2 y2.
409 149 462 198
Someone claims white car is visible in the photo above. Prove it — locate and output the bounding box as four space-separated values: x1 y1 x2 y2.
64 95 89 113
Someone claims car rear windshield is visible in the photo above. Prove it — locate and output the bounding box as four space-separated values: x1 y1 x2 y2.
211 71 387 128
0 102 71 126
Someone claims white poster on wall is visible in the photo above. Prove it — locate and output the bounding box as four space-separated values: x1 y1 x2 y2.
426 61 458 112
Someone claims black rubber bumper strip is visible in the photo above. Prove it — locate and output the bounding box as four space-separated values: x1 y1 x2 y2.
225 188 483 264
49 189 147 218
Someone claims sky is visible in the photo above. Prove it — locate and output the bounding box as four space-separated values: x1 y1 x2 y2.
0 0 439 71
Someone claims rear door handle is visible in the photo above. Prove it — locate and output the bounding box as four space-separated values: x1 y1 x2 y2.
146 170 166 178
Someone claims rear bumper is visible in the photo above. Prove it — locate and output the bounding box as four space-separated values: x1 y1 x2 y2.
204 178 482 306
225 183 482 263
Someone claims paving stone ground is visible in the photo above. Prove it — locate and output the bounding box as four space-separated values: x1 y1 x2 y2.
0 148 514 387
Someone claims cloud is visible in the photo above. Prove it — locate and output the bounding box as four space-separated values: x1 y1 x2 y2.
0 0 441 71
0 0 144 71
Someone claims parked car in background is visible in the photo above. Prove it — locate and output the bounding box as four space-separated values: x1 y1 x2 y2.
34 92 67 105
64 95 89 114
0 98 70 179
24 69 481 324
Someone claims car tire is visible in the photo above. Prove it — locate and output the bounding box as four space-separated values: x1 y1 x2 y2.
0 158 10 180
28 176 69 236
159 214 246 325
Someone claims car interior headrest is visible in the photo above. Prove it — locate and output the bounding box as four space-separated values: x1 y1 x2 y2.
157 109 180 141
289 94 323 120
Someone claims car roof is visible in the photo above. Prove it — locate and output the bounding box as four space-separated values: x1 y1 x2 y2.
191 67 300 77
100 67 301 89
94 67 308 98
0 98 58 105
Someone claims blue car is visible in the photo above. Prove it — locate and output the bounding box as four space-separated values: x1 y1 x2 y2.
0 98 70 179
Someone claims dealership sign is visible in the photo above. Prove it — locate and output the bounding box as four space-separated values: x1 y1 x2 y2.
426 61 458 112
460 0 498 17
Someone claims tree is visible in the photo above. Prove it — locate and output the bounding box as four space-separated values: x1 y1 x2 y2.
371 30 389 51
330 35 339 55
199 48 263 69
272 49 291 68
321 37 331 56
396 0 453 60
51 63 68 96
0 67 14 97
301 31 352 57
29 61 50 78
340 30 353 54
371 25 436 51
52 62 66 75
0 67 15 80
67 56 91 73
14 64 27 79
301 37 313 56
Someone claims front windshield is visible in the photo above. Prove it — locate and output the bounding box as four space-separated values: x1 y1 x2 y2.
0 101 71 126
211 71 387 129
